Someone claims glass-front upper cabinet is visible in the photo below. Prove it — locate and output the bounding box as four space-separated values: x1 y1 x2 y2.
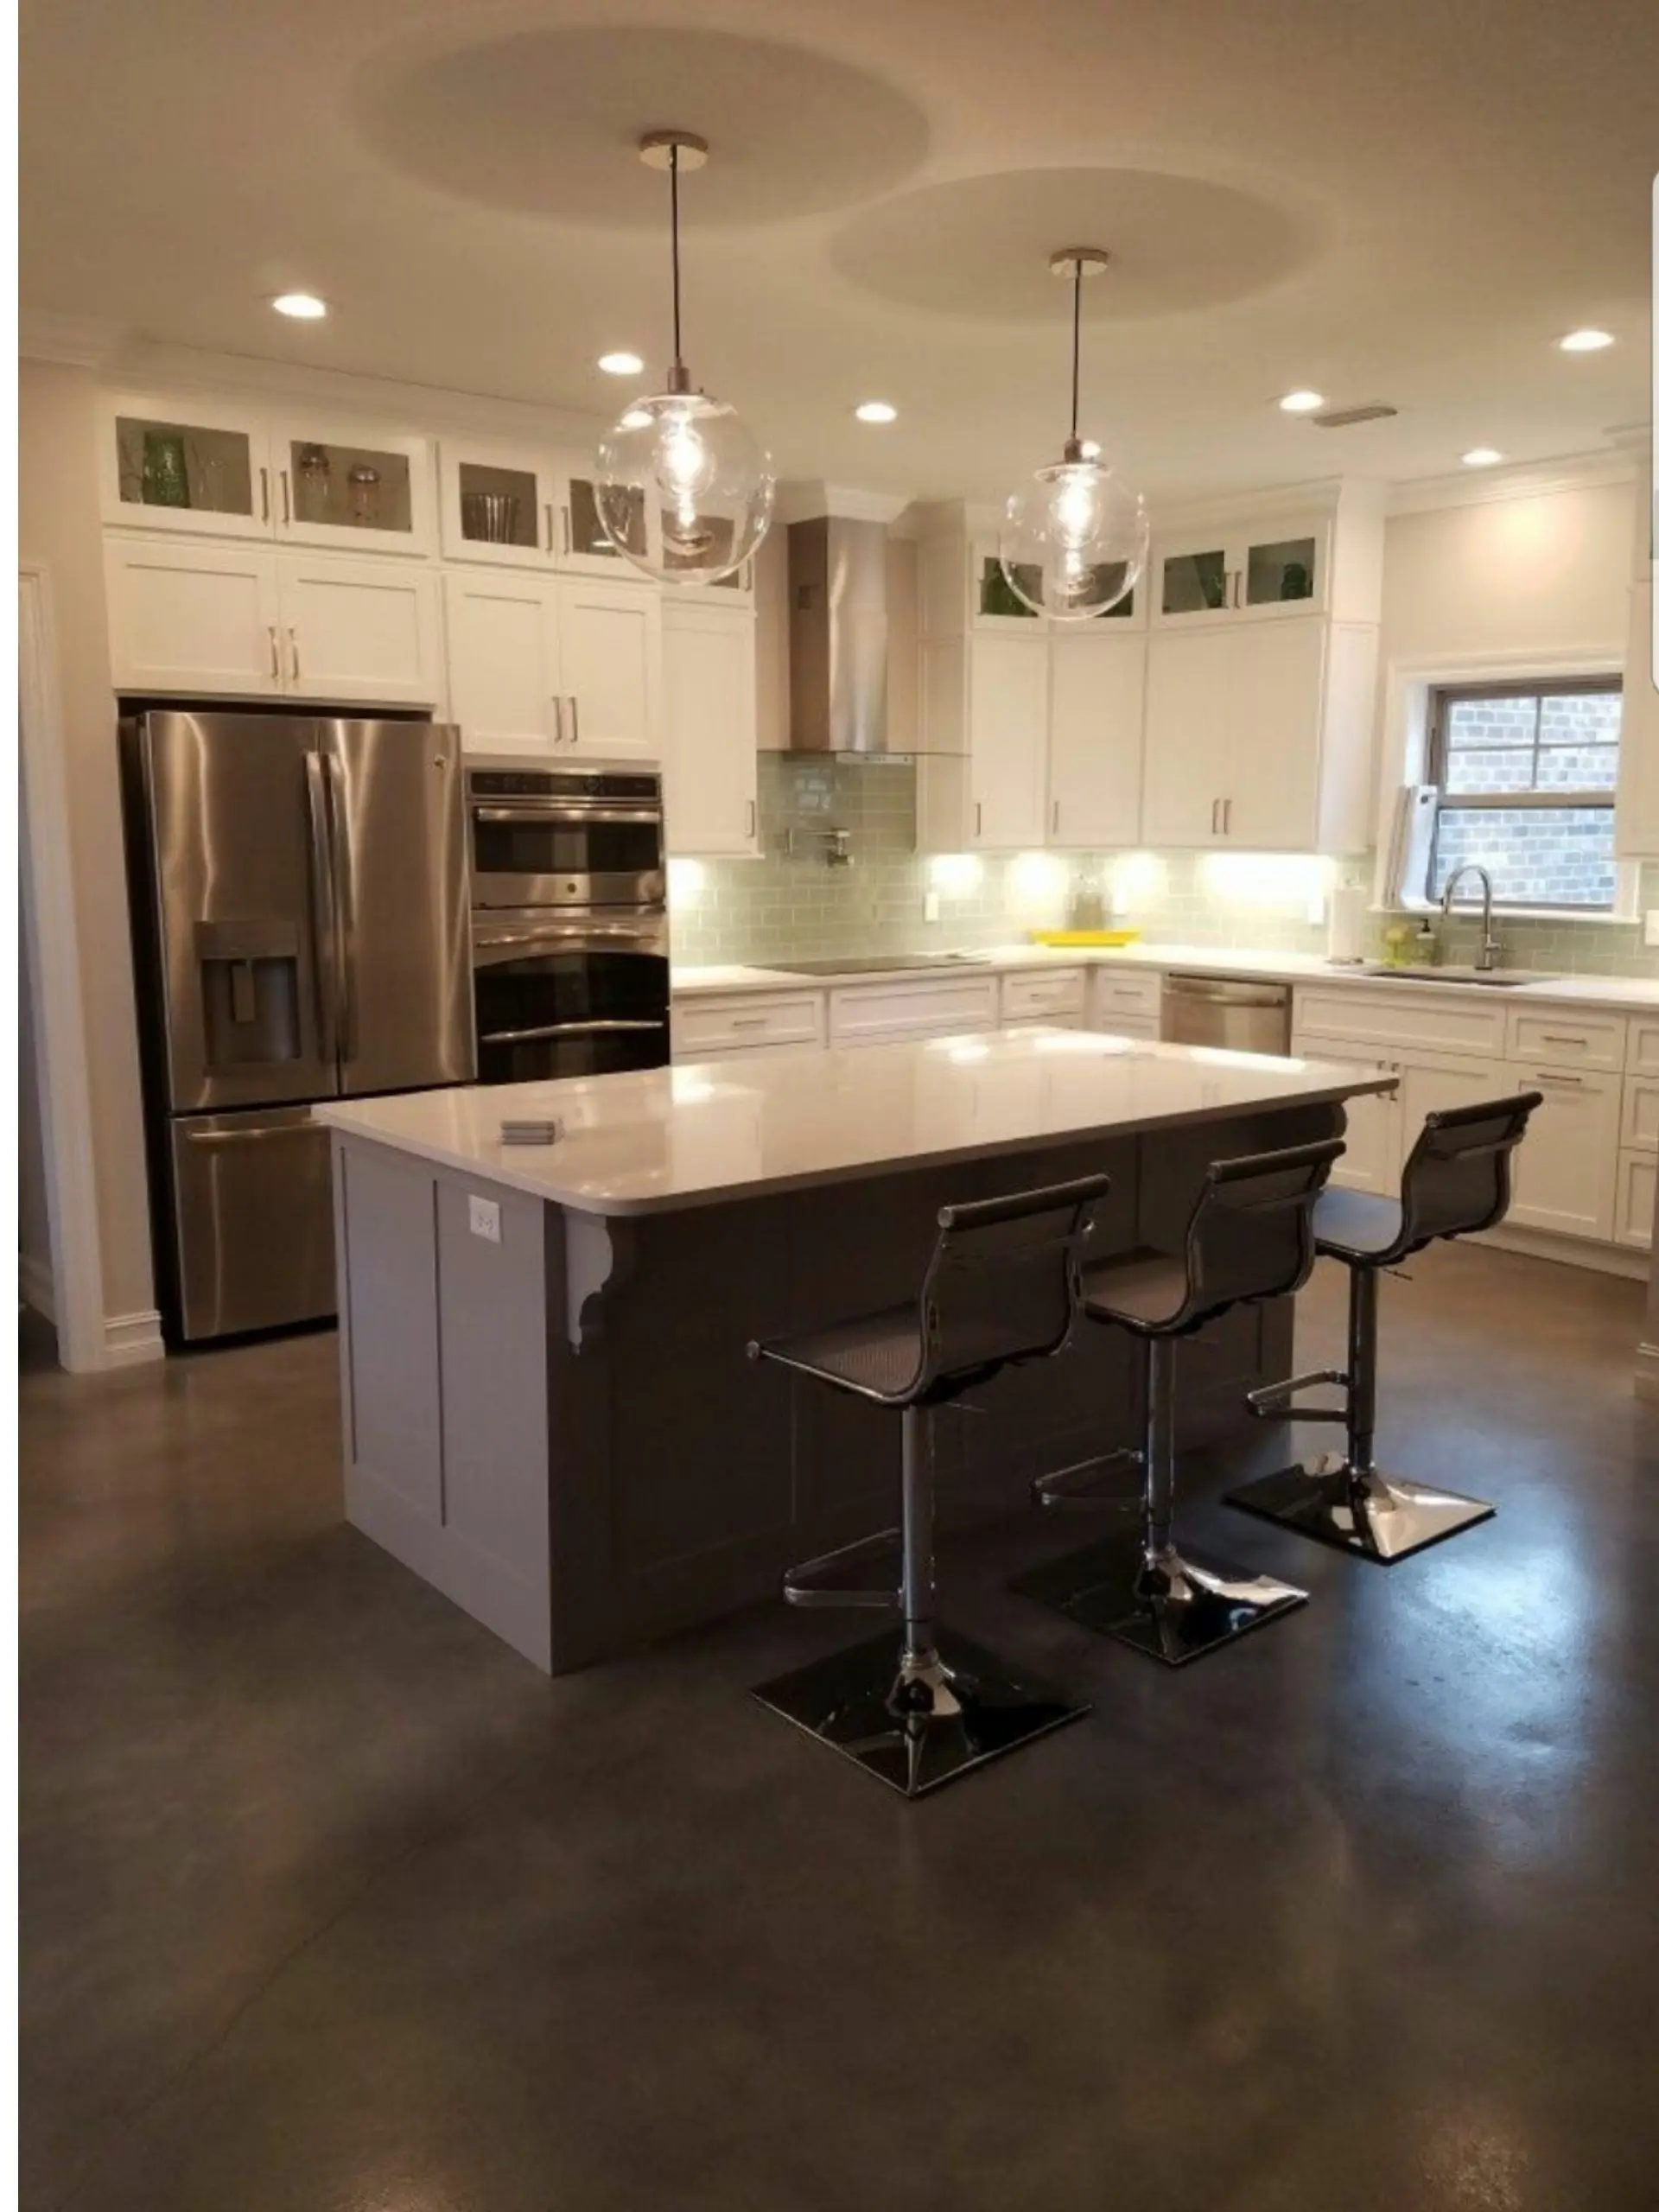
99 395 271 541
438 440 561 569
269 420 435 556
970 540 1046 630
1154 516 1327 626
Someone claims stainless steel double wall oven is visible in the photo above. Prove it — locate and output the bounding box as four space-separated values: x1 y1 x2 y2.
467 761 671 1085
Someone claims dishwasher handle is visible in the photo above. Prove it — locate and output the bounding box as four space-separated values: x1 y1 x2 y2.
1163 975 1291 1009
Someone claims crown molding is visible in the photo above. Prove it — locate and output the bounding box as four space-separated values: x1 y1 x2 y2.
1387 447 1637 516
18 308 124 368
89 338 611 446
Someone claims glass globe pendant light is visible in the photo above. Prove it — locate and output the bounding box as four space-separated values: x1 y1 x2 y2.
999 248 1148 620
594 131 774 585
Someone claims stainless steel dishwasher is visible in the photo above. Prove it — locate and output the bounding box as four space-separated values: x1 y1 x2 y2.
1161 972 1293 1054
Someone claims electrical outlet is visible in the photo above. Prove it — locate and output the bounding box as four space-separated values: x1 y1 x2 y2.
1644 910 1659 949
924 890 941 923
468 1195 501 1244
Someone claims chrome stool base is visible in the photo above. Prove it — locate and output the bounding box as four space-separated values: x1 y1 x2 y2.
1226 1452 1495 1564
752 1627 1088 1798
1014 1534 1306 1668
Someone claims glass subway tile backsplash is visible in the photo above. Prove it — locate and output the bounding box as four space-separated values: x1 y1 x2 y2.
666 757 1659 978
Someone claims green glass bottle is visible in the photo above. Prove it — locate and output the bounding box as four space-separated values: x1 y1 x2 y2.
142 430 190 508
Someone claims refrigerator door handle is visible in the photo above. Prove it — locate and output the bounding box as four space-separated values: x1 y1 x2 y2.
184 1121 323 1147
302 751 340 1065
324 754 359 1064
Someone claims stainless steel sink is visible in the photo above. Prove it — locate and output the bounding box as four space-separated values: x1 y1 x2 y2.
1344 964 1554 989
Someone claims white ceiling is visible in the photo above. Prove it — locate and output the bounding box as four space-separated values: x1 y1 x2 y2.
21 0 1656 504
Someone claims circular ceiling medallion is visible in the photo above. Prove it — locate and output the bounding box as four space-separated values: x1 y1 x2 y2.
831 168 1322 320
354 28 929 225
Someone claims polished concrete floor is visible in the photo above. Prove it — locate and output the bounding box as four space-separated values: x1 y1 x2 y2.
19 1242 1659 2212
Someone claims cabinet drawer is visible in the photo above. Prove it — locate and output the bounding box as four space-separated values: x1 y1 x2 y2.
1293 984 1506 1059
1615 1151 1656 1249
1091 1013 1161 1044
1505 1006 1625 1072
1625 1017 1659 1076
1621 1075 1659 1153
830 975 1000 1044
1089 969 1162 1024
671 992 824 1058
1000 968 1086 1020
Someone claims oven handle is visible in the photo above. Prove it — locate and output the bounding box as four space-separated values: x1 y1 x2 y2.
470 804 663 825
478 1019 668 1045
474 924 664 950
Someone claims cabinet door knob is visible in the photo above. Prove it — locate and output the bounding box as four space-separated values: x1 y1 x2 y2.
279 470 291 526
747 798 757 840
288 626 301 682
561 505 572 557
267 625 280 680
975 800 982 838
1223 797 1233 833
259 467 270 525
568 696 580 749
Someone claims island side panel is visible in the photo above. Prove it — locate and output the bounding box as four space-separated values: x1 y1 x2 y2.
334 1135 552 1671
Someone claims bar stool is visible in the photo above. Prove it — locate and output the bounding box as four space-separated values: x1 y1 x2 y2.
1014 1138 1344 1667
1227 1090 1541 1563
747 1172 1109 1797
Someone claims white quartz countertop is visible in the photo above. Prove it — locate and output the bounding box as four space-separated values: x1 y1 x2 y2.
316 1029 1395 1217
669 943 1659 1014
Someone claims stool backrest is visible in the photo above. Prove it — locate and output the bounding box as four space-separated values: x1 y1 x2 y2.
1180 1137 1346 1325
917 1173 1110 1395
1397 1090 1542 1249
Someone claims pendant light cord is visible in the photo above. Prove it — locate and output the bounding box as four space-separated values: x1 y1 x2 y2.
670 143 684 372
1069 261 1082 446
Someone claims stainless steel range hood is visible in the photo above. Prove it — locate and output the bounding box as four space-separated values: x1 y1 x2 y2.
783 515 889 754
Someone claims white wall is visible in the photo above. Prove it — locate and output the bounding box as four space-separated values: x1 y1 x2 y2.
1381 480 1633 664
18 358 156 1335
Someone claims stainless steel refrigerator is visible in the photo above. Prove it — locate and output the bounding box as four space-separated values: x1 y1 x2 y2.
121 710 474 1342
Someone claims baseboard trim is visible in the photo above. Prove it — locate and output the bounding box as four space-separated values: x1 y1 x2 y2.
1476 1225 1648 1281
104 1308 165 1367
19 1252 57 1324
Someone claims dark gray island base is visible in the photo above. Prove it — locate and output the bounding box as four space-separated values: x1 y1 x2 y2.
323 1039 1372 1673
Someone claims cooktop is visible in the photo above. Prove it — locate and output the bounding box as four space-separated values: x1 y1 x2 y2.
764 952 989 978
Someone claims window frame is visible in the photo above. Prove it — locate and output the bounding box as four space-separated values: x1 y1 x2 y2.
1424 674 1624 917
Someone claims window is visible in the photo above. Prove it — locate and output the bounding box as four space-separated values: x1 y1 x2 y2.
1425 678 1623 913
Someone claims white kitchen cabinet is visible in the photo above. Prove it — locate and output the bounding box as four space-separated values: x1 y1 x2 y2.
1154 512 1329 627
1000 968 1087 1025
830 973 1001 1044
1142 616 1377 851
1622 1074 1659 1152
1505 1064 1620 1240
276 555 442 706
661 601 758 856
556 577 661 761
439 438 563 570
1615 1151 1656 1249
1046 630 1147 846
672 991 825 1060
269 419 436 557
444 569 660 760
105 538 283 696
1088 969 1162 1029
444 570 563 753
105 537 439 706
99 393 273 542
916 633 1049 850
1614 579 1659 858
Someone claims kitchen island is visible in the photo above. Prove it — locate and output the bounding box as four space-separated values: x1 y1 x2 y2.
316 1031 1393 1673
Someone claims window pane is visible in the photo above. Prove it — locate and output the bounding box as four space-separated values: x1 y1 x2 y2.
1441 747 1536 795
1446 694 1537 750
1536 744 1619 791
1432 806 1617 909
1539 690 1620 746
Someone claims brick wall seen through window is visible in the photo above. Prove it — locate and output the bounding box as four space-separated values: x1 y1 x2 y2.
1427 680 1621 912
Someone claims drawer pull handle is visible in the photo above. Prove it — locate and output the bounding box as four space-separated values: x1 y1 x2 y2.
731 1015 770 1029
1535 1072 1584 1087
1540 1033 1585 1046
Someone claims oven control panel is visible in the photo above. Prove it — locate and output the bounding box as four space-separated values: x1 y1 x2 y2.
467 770 662 802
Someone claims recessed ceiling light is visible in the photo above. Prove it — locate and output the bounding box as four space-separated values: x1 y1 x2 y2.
271 292 327 320
1277 390 1325 414
1558 327 1614 353
598 351 645 376
1461 447 1504 467
854 400 898 424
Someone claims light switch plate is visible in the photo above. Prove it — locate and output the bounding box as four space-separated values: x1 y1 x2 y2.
1644 910 1659 949
468 1195 501 1244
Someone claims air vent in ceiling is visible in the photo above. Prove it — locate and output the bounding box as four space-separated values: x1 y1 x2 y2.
1312 403 1399 429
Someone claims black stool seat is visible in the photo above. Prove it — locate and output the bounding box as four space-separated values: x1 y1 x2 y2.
1230 1090 1542 1563
764 1306 925 1401
1016 1137 1344 1668
748 1171 1109 1796
1081 1248 1190 1331
1313 1188 1406 1261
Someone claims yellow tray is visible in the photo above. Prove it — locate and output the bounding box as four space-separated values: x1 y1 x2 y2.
1028 929 1142 947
